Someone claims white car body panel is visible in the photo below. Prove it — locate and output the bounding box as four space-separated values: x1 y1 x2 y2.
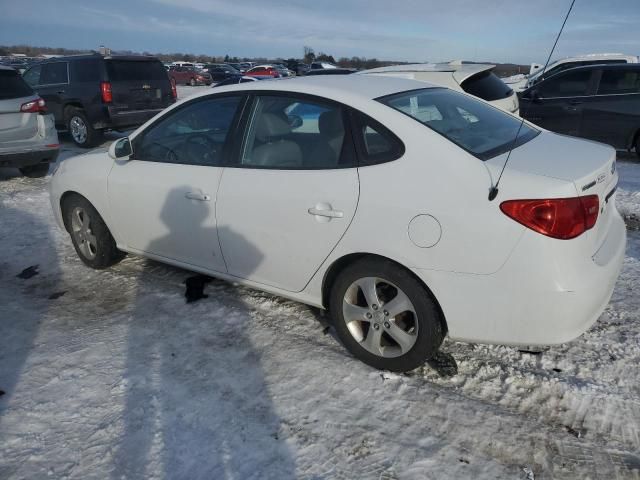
49 75 626 347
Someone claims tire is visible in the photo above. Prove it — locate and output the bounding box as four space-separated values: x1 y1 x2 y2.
62 194 125 269
19 163 50 178
329 258 445 372
189 77 196 86
635 135 640 160
66 107 102 148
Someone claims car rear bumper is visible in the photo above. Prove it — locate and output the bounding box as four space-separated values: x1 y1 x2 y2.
414 207 626 346
0 146 60 168
96 107 167 130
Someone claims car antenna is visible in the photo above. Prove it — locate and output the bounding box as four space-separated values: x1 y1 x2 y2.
488 0 576 201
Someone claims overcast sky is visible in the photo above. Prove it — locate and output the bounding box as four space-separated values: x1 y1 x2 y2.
1 0 638 64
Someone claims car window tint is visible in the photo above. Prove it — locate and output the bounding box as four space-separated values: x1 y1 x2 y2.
380 88 538 161
538 70 591 97
106 60 167 81
353 113 404 165
598 69 640 95
241 95 352 169
73 59 101 82
0 69 34 99
40 62 69 85
461 71 513 101
136 96 241 166
22 65 41 87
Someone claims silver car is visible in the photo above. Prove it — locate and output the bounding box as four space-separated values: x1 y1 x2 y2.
0 65 59 177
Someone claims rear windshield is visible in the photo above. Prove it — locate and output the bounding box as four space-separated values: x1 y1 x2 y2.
0 69 34 99
105 60 168 82
379 88 538 160
461 71 513 101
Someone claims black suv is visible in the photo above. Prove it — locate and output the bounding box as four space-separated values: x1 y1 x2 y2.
520 63 640 158
22 54 176 147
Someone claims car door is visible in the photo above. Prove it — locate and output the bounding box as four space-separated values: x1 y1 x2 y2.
31 61 69 124
108 94 244 272
216 93 359 292
580 67 640 149
520 68 595 136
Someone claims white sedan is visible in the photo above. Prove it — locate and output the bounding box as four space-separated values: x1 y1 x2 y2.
49 75 625 372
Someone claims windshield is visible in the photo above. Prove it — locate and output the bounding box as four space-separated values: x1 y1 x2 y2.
379 88 538 160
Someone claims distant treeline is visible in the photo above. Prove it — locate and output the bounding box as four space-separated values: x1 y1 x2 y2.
0 44 528 75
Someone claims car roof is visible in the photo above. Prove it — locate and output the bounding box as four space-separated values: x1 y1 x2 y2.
34 54 161 63
203 74 438 102
547 63 640 74
360 62 495 83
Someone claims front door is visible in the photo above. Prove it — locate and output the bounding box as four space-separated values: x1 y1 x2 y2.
522 68 594 137
216 93 359 292
108 94 243 272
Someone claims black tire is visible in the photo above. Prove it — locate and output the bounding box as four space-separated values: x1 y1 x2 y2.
329 258 445 372
635 135 640 160
189 77 196 86
19 163 50 178
62 194 125 269
65 107 102 148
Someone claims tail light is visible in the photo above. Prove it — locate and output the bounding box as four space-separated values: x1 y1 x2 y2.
20 97 47 113
170 78 177 99
500 195 599 240
101 81 113 103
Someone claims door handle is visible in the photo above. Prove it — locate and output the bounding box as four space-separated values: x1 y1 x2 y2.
308 203 343 219
568 99 583 105
185 192 211 201
56 90 65 94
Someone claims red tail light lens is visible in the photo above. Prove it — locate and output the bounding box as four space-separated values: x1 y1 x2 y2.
101 81 113 103
20 97 47 113
170 78 177 99
500 195 599 240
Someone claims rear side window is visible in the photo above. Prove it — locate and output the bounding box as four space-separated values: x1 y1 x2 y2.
352 113 404 165
461 71 513 101
380 88 538 160
597 69 640 95
105 60 168 82
538 70 592 97
73 59 102 82
0 69 34 99
40 62 69 85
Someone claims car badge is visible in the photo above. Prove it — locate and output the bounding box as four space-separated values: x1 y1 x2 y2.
142 84 151 89
596 173 606 184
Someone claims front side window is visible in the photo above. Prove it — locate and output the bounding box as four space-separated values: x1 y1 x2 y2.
597 69 640 95
380 88 538 160
40 62 69 85
135 96 242 166
241 95 352 169
537 70 592 98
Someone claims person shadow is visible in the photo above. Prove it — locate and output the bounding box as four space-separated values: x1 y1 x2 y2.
112 187 297 479
0 202 61 424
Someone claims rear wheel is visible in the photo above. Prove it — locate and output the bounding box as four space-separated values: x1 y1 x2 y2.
189 77 196 86
635 135 640 160
62 195 125 269
66 107 102 148
329 258 445 372
19 163 49 178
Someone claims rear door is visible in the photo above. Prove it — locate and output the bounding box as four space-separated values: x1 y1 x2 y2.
0 69 39 147
216 93 359 292
521 68 595 136
104 59 173 113
580 67 640 149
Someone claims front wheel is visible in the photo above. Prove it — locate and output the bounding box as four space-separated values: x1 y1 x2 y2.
329 258 445 372
62 195 125 269
189 77 196 86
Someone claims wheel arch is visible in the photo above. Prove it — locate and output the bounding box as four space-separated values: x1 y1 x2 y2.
320 252 448 334
59 191 113 237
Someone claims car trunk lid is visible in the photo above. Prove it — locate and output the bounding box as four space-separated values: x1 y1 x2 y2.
488 131 618 253
104 59 173 111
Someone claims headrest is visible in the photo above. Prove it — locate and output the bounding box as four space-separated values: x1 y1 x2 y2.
255 113 291 141
319 110 344 137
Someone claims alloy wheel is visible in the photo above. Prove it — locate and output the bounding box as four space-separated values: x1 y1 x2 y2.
70 116 88 144
342 277 418 358
71 207 97 259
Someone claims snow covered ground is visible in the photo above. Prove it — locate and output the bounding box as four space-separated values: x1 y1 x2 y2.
1 90 640 478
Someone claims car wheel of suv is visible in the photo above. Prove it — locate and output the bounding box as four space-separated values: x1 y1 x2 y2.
66 107 102 148
635 135 640 160
189 77 196 86
329 258 445 372
63 194 125 269
19 163 50 178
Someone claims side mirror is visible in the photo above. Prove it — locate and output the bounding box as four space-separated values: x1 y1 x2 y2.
109 137 132 160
